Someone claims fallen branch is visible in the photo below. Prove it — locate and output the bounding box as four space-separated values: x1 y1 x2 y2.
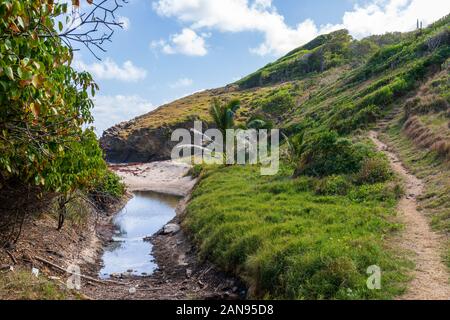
34 256 125 286
5 250 17 265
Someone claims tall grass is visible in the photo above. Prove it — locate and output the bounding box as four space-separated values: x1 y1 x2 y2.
184 164 410 299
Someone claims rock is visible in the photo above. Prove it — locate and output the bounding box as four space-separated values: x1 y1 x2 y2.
163 223 181 234
100 118 205 163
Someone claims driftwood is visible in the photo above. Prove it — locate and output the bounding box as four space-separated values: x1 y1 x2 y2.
5 250 17 265
34 256 125 286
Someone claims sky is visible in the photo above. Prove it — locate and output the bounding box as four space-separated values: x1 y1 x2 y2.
71 0 450 135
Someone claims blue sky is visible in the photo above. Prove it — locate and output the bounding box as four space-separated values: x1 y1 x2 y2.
71 0 450 135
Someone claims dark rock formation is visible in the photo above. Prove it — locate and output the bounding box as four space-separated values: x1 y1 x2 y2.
100 119 208 163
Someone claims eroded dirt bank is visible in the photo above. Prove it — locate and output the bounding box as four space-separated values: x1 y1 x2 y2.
369 131 450 300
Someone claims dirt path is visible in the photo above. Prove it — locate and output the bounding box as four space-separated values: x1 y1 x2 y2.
369 130 450 300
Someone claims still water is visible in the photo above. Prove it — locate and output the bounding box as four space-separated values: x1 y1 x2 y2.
99 191 180 278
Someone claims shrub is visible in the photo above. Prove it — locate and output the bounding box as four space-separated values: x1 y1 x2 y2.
351 104 381 128
259 90 295 116
355 156 393 185
294 131 369 177
314 175 351 196
348 183 397 203
97 171 125 198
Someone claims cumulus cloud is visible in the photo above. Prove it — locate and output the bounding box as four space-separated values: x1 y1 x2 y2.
73 57 147 82
339 0 450 39
92 95 155 135
151 0 450 56
170 77 194 88
151 28 208 56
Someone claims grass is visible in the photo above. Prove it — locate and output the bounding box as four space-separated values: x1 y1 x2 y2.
0 269 72 300
184 164 410 299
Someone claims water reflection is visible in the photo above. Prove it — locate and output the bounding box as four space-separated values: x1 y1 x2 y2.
99 191 180 278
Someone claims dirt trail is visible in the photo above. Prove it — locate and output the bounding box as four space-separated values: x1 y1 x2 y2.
369 130 450 300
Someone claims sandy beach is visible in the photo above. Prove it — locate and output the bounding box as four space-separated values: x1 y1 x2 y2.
110 161 197 197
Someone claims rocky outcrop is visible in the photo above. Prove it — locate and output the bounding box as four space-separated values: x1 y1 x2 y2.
100 119 207 163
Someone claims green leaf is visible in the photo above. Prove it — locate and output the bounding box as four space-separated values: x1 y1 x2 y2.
4 66 14 80
58 21 63 32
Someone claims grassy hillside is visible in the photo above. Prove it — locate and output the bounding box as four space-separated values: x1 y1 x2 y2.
103 14 450 299
185 160 409 299
102 15 449 162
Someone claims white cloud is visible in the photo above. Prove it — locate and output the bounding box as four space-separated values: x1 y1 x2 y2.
151 28 208 56
92 95 155 135
152 0 450 56
73 57 147 82
339 0 450 39
170 77 193 88
118 16 130 30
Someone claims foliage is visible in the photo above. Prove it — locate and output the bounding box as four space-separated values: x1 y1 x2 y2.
94 170 125 198
245 115 273 130
257 89 295 116
0 1 124 197
314 175 351 196
294 131 370 177
354 156 393 185
209 98 240 134
0 1 125 240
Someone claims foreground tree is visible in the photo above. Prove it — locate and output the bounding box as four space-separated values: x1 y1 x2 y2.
0 0 126 244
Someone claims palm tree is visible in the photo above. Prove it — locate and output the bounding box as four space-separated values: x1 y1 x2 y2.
245 115 273 130
209 98 240 134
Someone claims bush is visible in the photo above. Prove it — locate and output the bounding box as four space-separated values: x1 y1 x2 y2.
259 90 295 116
98 171 125 198
294 131 369 177
314 175 351 196
351 104 381 128
348 183 397 203
355 156 393 185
